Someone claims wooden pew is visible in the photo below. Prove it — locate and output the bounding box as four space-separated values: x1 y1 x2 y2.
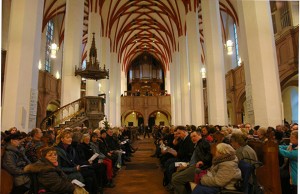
1 147 14 194
248 134 281 194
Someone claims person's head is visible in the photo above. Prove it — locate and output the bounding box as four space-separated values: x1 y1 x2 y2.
31 128 43 140
5 133 23 147
106 129 113 136
93 129 101 137
59 130 73 145
190 130 202 144
90 133 98 143
100 130 107 138
41 147 58 166
9 127 18 134
81 133 90 144
216 143 236 157
176 126 188 139
257 127 267 139
201 126 209 136
291 123 298 131
230 132 247 149
290 130 298 145
245 123 251 132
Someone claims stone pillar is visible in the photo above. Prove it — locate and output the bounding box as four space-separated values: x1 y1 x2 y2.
61 0 84 106
109 52 118 126
100 37 111 119
237 0 282 127
202 0 228 125
86 9 101 96
186 10 205 126
2 0 44 132
165 68 171 94
179 36 191 125
174 51 182 125
115 55 122 127
170 55 176 125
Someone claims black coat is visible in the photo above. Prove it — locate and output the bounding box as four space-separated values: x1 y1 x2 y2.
177 135 194 162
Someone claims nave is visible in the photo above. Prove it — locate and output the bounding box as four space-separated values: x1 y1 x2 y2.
105 137 169 194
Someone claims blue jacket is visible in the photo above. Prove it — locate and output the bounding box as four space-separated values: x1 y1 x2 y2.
279 145 298 185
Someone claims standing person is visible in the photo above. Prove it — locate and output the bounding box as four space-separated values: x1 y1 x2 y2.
24 147 77 194
2 133 31 194
144 125 151 138
279 130 298 194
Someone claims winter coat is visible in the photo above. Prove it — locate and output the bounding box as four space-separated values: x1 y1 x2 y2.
279 144 298 185
201 154 241 190
2 144 31 187
55 142 84 183
24 159 75 194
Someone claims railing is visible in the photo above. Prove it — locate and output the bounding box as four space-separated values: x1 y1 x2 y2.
40 97 86 130
123 90 168 97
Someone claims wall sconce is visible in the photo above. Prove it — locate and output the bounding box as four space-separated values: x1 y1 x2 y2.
50 43 59 58
226 40 234 55
201 66 206 78
55 71 60 79
38 60 42 70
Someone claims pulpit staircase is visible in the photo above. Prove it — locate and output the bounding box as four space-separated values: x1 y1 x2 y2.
40 96 105 130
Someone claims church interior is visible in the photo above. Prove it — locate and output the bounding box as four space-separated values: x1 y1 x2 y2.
1 0 299 194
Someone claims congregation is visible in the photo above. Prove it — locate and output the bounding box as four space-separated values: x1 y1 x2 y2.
1 122 298 194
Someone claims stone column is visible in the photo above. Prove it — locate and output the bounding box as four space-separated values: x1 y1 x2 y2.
61 0 84 106
179 36 191 125
109 52 118 126
186 9 205 126
2 0 44 132
174 51 182 125
86 8 101 96
115 55 122 127
202 0 228 125
170 55 176 125
100 37 111 119
237 0 282 127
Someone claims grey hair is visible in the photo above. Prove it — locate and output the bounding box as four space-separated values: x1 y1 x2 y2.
216 143 236 155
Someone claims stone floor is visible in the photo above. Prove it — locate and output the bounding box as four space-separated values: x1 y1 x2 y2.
103 137 169 194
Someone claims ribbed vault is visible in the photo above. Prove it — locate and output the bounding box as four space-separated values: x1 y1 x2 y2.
43 0 238 74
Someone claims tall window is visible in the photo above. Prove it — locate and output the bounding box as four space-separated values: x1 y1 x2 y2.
45 20 54 73
233 24 239 66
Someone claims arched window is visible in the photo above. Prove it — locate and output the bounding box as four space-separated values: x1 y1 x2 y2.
45 20 54 73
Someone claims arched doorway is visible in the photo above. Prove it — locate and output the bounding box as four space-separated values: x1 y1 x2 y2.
147 110 171 129
122 111 144 127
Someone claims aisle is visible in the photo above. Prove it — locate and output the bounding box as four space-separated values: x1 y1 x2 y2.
104 137 169 194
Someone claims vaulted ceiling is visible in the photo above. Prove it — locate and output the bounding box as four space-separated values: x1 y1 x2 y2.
43 0 238 73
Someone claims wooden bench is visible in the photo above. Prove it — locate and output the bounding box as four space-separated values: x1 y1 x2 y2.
1 147 14 194
248 135 281 194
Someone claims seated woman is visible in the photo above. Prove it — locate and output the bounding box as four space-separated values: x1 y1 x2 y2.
24 147 76 194
192 143 241 194
55 130 99 194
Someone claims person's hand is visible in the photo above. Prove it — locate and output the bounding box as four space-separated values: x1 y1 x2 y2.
107 153 112 156
76 165 80 171
88 160 93 164
196 161 203 168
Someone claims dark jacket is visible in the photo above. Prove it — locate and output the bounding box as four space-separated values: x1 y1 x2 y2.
24 159 75 194
54 142 84 182
177 135 194 162
105 135 121 150
2 144 31 186
191 138 212 169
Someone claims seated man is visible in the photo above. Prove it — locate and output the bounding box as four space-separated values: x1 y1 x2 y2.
163 126 194 190
172 130 212 194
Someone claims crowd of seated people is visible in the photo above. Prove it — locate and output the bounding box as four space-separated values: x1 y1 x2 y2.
1 125 138 194
150 122 298 194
